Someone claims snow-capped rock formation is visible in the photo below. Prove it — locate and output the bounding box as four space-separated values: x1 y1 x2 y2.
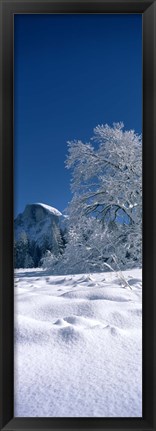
14 203 65 268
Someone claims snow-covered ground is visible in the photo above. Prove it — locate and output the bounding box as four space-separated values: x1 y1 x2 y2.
14 268 142 417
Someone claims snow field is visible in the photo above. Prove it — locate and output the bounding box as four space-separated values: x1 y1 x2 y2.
14 268 142 417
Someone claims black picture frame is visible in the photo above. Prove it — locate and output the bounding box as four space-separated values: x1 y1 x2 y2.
0 0 156 430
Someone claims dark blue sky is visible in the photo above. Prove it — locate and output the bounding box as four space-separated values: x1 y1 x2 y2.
14 14 142 216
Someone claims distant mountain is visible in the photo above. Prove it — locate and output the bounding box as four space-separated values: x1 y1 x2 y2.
14 203 65 268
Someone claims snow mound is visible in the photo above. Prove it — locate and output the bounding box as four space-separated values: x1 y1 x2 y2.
57 325 83 345
14 268 142 418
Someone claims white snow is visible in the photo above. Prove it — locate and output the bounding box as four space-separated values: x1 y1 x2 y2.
35 202 62 216
14 268 142 417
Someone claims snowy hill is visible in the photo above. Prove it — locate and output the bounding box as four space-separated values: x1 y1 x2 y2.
14 203 64 268
14 268 142 417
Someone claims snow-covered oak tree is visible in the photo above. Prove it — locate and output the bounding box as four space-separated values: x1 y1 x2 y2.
41 250 61 271
42 216 115 274
65 122 142 269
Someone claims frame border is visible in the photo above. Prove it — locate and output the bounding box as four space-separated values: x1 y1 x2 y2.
0 1 156 430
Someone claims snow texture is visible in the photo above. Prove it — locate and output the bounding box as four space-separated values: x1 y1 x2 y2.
35 203 62 217
14 268 142 417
